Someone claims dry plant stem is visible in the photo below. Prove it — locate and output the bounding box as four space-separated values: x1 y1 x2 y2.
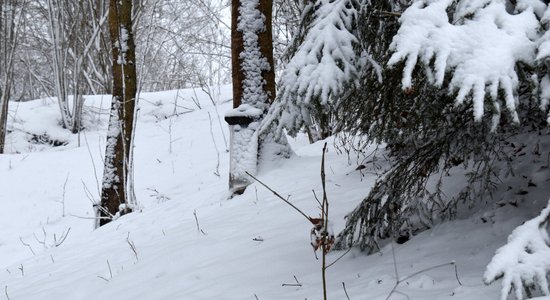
61 173 69 217
98 260 113 282
385 260 460 300
320 142 328 300
342 282 351 300
193 209 206 235
248 143 333 300
207 112 221 176
454 264 463 286
19 237 35 256
326 247 353 269
282 275 302 287
202 83 228 151
245 171 310 222
54 227 71 247
127 233 138 261
4 285 9 300
82 131 102 200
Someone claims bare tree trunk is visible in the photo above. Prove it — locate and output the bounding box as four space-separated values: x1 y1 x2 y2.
47 0 111 134
0 89 9 154
98 0 137 227
0 0 25 153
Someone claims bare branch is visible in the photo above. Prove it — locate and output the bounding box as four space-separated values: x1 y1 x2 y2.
245 171 311 223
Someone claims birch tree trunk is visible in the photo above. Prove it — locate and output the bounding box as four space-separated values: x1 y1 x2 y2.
97 0 137 227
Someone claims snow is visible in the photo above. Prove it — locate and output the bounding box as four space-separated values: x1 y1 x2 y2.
484 198 550 300
228 0 272 188
264 0 359 137
237 0 271 111
388 0 540 122
225 103 263 118
0 85 549 299
116 26 130 65
102 99 121 190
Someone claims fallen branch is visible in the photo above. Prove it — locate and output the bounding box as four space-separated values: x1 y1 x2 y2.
282 275 302 287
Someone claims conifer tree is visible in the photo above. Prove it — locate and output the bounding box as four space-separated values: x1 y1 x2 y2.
335 0 549 251
262 0 361 142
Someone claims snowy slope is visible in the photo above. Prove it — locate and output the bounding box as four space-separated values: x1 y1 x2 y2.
0 86 548 299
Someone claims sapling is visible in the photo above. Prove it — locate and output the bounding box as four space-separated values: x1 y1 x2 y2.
246 143 335 300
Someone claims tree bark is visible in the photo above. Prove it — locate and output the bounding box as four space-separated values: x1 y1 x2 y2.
228 0 276 192
231 0 275 109
0 0 23 154
98 0 137 226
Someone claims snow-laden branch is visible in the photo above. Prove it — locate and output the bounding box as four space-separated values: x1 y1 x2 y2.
484 199 550 300
264 0 359 137
388 0 540 123
280 0 358 106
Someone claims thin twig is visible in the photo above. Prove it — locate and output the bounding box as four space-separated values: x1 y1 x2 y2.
60 173 69 217
282 275 303 287
245 171 311 222
312 189 323 208
5 285 9 300
54 228 71 247
391 242 399 284
108 261 113 277
69 214 111 220
385 261 457 300
454 262 463 286
321 142 329 300
82 131 102 200
372 10 402 17
19 237 35 256
193 210 207 235
400 262 456 282
103 259 113 280
326 248 353 269
127 233 138 261
207 112 221 176
342 282 351 300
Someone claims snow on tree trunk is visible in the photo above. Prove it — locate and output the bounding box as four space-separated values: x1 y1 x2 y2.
98 0 137 227
484 199 550 300
227 0 276 193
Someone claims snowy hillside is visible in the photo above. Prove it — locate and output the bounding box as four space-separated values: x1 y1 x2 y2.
0 86 548 299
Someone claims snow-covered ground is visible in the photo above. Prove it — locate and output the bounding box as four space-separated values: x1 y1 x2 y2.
0 86 548 299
